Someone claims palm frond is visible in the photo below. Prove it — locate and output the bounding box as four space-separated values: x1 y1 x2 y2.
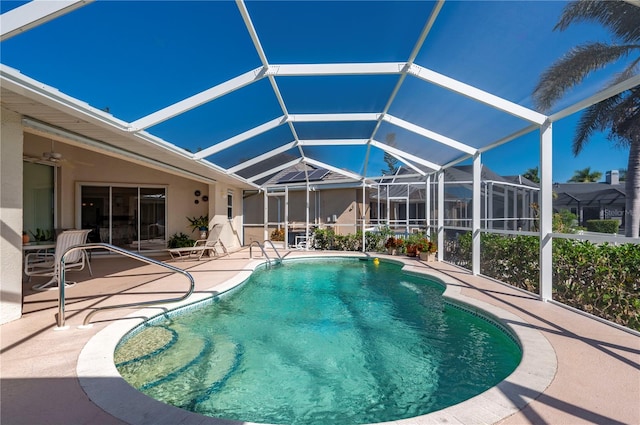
555 0 640 43
610 87 640 143
533 43 636 111
573 90 639 154
573 104 606 155
610 56 640 86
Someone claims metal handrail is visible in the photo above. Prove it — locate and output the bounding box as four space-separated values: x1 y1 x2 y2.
248 240 272 266
262 240 282 263
57 243 194 329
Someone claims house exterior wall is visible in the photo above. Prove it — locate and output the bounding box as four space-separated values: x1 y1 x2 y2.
1 118 246 324
24 134 205 242
1 108 24 324
319 188 359 235
23 133 245 251
243 187 365 245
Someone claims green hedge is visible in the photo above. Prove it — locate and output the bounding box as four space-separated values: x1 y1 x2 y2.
585 219 619 234
480 233 540 293
312 228 391 252
313 227 639 330
313 228 365 251
554 239 639 330
450 232 639 331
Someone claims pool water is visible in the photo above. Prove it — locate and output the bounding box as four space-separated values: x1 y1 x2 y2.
115 258 521 425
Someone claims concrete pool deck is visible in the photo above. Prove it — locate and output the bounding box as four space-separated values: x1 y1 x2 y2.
1 248 639 425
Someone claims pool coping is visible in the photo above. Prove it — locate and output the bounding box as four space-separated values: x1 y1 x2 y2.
77 255 557 425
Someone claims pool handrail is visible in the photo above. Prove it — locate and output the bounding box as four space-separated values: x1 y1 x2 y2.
248 240 282 267
262 240 283 263
57 243 195 329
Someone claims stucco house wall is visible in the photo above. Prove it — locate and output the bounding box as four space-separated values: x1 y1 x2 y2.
1 123 247 325
23 133 239 246
1 108 24 324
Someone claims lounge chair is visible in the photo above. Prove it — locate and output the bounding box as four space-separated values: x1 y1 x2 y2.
24 229 93 291
168 224 228 260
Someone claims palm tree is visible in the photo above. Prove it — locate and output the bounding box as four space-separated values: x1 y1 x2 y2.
568 167 602 182
533 0 640 237
523 166 540 183
381 133 399 175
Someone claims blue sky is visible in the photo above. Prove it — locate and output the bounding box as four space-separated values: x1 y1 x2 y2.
1 1 631 183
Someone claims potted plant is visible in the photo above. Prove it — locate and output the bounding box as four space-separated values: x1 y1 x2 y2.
405 233 423 257
417 238 437 261
385 237 398 255
187 215 209 239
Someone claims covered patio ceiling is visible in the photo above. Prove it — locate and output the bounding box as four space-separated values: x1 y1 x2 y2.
1 0 638 189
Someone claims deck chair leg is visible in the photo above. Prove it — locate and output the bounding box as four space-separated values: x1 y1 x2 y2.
32 276 58 291
32 276 77 292
85 252 93 276
219 241 228 256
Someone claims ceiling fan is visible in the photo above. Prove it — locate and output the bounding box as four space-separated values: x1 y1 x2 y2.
42 139 63 162
23 139 94 168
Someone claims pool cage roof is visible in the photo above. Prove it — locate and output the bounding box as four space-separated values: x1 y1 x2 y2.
1 0 639 189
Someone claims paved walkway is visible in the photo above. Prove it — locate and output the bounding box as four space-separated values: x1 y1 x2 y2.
1 249 638 424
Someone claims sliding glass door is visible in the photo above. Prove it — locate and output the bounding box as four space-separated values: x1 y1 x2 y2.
79 184 166 251
23 161 55 241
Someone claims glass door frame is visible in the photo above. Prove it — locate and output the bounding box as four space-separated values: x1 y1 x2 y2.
76 182 168 252
23 160 58 239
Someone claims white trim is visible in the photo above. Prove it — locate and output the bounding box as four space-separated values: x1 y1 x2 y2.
266 62 404 76
539 122 553 301
194 116 287 159
549 74 640 123
303 158 363 182
288 113 380 122
227 141 298 174
298 139 369 146
408 64 547 125
384 114 477 155
130 67 267 131
247 158 302 183
370 140 441 171
1 0 92 41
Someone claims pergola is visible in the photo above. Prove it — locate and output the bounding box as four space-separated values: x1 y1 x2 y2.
2 0 639 303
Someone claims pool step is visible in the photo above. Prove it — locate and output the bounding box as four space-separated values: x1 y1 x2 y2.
116 324 207 391
117 327 243 409
144 333 242 409
114 325 178 367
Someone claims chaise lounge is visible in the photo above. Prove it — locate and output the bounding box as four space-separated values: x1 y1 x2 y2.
168 224 228 260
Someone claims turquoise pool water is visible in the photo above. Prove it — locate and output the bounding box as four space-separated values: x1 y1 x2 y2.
115 258 521 425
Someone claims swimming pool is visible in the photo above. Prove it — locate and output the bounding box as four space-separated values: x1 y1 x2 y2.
114 258 521 424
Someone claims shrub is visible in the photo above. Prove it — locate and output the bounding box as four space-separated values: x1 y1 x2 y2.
270 228 285 241
553 210 581 233
167 232 195 248
480 233 540 293
313 228 335 250
553 240 640 330
585 220 619 234
365 231 385 252
313 228 362 251
450 231 639 331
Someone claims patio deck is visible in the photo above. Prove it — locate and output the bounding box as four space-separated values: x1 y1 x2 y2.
1 248 638 425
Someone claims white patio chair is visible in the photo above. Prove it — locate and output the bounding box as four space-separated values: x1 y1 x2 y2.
24 229 93 291
168 224 228 260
